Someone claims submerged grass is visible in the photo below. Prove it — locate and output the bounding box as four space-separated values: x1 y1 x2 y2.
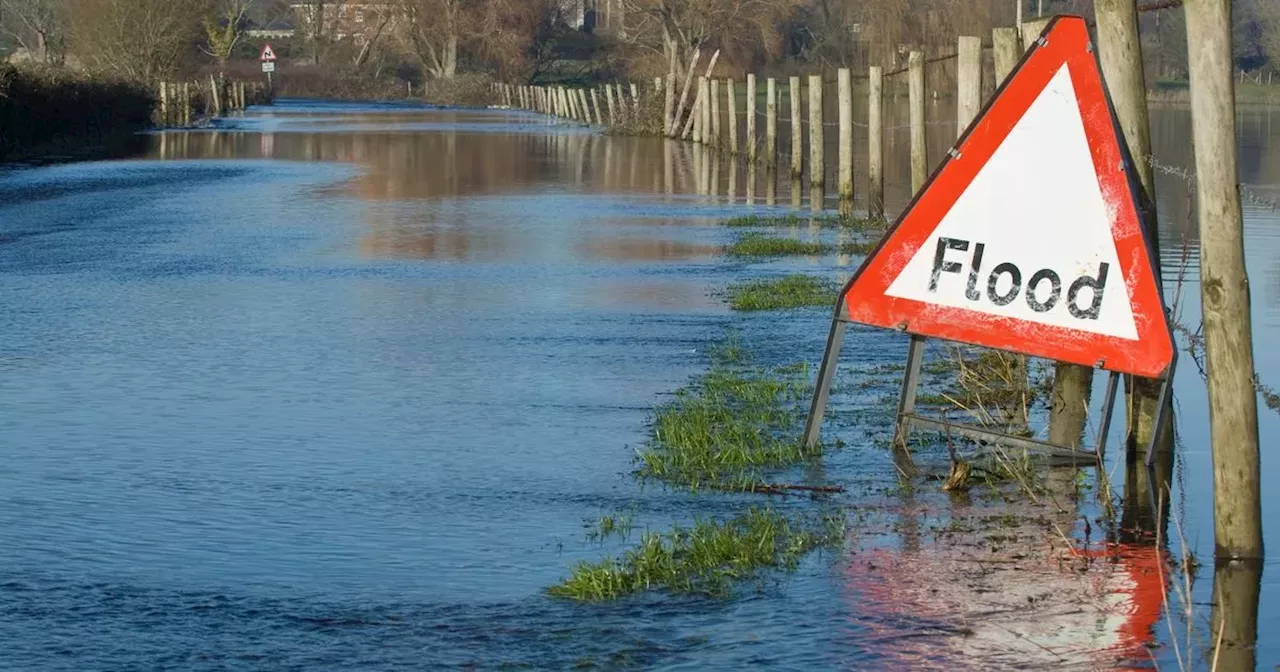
726 233 827 258
549 508 843 601
638 358 812 490
723 213 888 231
726 275 837 311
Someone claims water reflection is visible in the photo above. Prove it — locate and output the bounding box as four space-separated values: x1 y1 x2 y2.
1210 559 1262 671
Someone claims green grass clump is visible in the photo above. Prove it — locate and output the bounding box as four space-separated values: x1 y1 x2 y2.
727 275 837 311
636 352 812 490
839 215 889 231
722 213 888 230
724 213 837 228
548 508 842 601
585 512 635 542
726 233 827 258
838 240 879 256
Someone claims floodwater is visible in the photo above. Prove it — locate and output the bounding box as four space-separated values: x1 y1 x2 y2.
0 98 1278 670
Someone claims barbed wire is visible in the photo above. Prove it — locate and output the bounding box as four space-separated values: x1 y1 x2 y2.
1146 154 1279 211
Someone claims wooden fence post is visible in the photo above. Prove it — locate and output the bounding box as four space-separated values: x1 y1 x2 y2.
591 89 604 125
579 89 592 123
671 48 700 136
837 67 853 203
699 76 711 145
159 82 169 126
1185 0 1262 560
746 74 757 163
665 53 678 135
809 74 824 189
868 65 884 219
727 79 738 155
710 78 721 148
182 81 191 126
209 74 221 117
957 36 983 133
993 27 1021 84
605 85 617 125
1097 0 1171 454
680 52 721 138
789 76 803 179
766 77 778 167
615 83 627 117
908 51 926 192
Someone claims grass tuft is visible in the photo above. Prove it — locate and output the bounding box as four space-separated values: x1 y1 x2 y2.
838 240 879 256
636 354 813 490
548 508 843 601
726 233 827 258
723 213 888 231
726 275 837 311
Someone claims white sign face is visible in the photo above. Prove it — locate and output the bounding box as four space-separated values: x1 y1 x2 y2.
882 64 1138 341
260 45 277 61
262 61 276 73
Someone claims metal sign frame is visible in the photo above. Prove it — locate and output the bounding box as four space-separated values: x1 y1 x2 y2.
801 15 1176 464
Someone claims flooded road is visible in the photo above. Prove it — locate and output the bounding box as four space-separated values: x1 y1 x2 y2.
1 100 1279 669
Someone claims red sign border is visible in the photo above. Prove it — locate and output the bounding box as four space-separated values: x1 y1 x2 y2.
839 15 1173 379
259 43 278 62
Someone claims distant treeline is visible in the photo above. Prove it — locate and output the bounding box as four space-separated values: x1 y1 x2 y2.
0 65 153 161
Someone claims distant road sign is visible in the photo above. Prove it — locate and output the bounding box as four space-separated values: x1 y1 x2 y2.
839 16 1171 378
261 61 276 73
259 44 277 62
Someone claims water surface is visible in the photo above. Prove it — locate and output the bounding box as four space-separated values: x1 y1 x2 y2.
2 99 1279 669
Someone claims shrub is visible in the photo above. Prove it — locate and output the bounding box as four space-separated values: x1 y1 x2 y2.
423 73 498 108
0 64 154 161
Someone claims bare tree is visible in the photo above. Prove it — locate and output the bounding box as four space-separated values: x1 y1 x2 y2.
70 0 203 80
400 0 463 79
201 0 257 67
293 0 347 64
619 0 797 79
0 0 67 63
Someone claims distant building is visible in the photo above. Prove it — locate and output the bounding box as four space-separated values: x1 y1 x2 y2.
246 17 296 40
290 2 398 43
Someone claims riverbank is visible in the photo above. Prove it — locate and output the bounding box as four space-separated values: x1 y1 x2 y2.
0 65 154 164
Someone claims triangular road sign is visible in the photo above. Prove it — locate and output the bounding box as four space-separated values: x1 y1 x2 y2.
260 44 277 62
840 15 1172 378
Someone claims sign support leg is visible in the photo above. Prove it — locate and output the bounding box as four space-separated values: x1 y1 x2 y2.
893 334 927 450
802 318 848 450
1094 370 1122 460
1144 355 1177 469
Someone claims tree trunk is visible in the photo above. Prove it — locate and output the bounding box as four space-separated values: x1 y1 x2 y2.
443 34 457 78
